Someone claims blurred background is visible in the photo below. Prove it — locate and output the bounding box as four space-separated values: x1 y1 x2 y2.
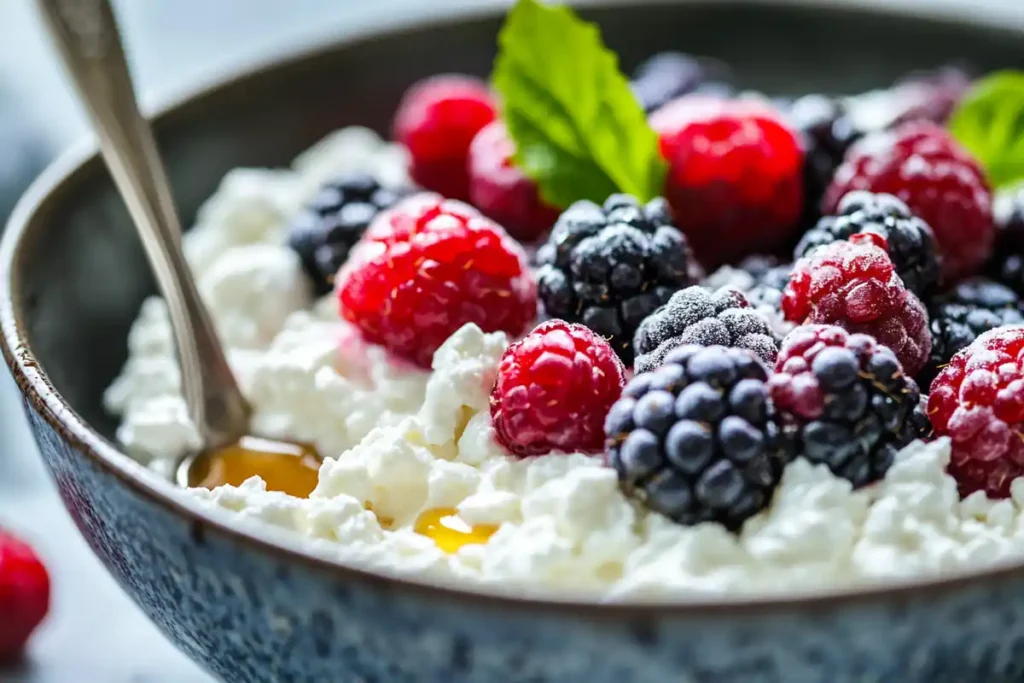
0 1 1021 681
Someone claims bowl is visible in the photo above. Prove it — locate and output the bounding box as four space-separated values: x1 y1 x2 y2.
5 2 1024 681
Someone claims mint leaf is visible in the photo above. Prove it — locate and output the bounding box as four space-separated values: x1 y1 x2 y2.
492 0 666 207
949 71 1024 189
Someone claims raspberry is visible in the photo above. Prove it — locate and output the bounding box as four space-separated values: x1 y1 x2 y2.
782 236 931 376
985 185 1024 296
0 530 50 662
535 194 696 365
287 173 408 295
786 94 864 226
924 278 1024 386
823 121 993 281
605 345 795 530
769 325 927 486
928 326 1024 498
650 95 804 267
795 191 940 299
467 121 561 243
633 286 779 373
337 193 536 368
630 51 733 114
491 320 627 456
392 75 498 201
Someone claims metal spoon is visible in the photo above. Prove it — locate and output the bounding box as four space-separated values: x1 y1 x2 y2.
35 0 252 451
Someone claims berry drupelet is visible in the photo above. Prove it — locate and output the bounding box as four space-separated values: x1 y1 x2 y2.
929 326 1024 499
985 185 1024 296
783 235 932 377
769 325 927 487
924 278 1024 386
535 194 696 365
633 286 779 373
287 173 407 295
605 345 795 530
795 191 940 300
491 320 627 456
629 51 733 114
823 121 993 281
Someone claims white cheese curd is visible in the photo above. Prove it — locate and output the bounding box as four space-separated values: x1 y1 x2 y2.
109 126 1024 600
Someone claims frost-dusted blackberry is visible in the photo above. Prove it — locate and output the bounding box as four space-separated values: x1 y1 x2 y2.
787 94 863 225
630 51 733 114
924 278 1024 385
986 185 1024 297
769 325 928 487
605 345 794 530
287 173 407 295
633 286 779 373
535 194 695 364
795 190 940 299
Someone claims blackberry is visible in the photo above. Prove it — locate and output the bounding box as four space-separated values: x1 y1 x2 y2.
794 190 940 299
605 345 794 530
633 286 779 373
769 325 928 487
787 94 863 226
986 185 1024 297
923 278 1024 387
287 173 406 295
535 194 695 364
630 51 733 114
738 255 792 291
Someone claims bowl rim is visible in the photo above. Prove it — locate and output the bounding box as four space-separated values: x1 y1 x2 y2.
6 0 1024 618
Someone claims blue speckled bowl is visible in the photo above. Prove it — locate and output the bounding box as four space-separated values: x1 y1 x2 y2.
5 2 1024 681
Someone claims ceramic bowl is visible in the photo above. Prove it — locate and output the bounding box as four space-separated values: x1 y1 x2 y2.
4 2 1024 681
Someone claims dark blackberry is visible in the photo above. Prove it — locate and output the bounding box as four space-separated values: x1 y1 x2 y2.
923 278 1024 386
633 286 779 373
985 185 1024 297
630 51 733 114
535 194 695 365
738 255 792 291
794 190 940 299
769 325 928 487
787 94 864 227
287 173 407 295
605 345 795 530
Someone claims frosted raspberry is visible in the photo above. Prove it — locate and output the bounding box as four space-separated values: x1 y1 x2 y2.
392 75 498 201
337 193 536 368
823 121 993 281
782 235 931 376
929 326 1024 498
491 320 627 456
650 94 804 267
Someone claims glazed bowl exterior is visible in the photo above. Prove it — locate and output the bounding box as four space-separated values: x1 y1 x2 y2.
5 3 1024 682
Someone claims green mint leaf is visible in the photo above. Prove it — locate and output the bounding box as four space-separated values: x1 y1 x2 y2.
949 70 1024 189
492 0 666 207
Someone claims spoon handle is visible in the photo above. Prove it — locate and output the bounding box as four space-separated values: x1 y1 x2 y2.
36 0 251 448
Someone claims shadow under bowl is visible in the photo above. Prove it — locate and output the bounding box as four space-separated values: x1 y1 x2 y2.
4 2 1024 682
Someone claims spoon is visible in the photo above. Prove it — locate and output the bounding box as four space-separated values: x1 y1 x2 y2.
36 0 320 495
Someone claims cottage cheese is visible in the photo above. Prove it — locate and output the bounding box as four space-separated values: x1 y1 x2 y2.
106 126 1024 601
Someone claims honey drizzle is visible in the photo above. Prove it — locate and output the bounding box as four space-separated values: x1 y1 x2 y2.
186 436 320 498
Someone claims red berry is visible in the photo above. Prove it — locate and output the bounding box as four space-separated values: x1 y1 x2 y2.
0 530 50 662
491 320 627 456
467 120 561 243
823 121 993 281
337 192 537 368
392 75 498 201
650 95 804 267
782 236 931 376
929 326 1024 499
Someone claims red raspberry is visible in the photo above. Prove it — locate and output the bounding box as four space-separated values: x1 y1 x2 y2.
928 326 1024 499
823 121 993 281
650 94 804 267
337 193 536 368
467 121 561 243
782 235 931 376
392 75 498 202
490 320 627 456
0 530 50 662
